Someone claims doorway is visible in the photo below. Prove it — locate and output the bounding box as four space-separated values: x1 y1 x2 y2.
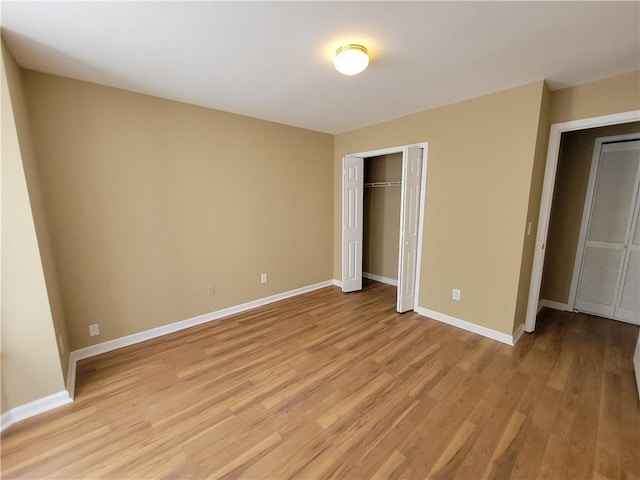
525 111 640 332
341 143 428 313
362 152 402 288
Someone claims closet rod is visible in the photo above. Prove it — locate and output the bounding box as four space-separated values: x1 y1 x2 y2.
364 181 402 188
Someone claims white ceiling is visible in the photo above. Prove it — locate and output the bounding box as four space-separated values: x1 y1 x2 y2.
1 1 639 134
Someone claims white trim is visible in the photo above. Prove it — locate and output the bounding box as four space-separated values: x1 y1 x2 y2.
525 110 640 333
333 279 343 288
538 299 571 312
512 323 525 345
363 272 398 287
66 280 335 395
341 157 345 289
1 391 71 432
414 143 429 311
348 145 410 158
1 412 14 432
415 307 523 346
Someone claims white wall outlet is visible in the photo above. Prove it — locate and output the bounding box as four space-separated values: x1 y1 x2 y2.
208 282 215 296
89 323 100 337
58 334 65 354
527 221 533 236
260 273 268 284
452 289 461 301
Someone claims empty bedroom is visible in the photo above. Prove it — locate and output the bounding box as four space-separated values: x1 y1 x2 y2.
1 1 639 478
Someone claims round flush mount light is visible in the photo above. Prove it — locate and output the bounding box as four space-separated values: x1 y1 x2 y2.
334 44 369 76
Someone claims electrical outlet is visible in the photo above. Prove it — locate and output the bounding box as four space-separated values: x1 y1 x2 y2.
527 221 533 236
58 334 65 354
208 282 215 296
452 289 461 301
89 323 100 337
260 273 268 284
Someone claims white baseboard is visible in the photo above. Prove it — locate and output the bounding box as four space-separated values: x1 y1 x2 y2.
1 411 15 432
512 323 525 345
363 272 398 287
67 280 336 395
333 279 343 288
1 390 72 432
537 299 571 313
415 307 523 346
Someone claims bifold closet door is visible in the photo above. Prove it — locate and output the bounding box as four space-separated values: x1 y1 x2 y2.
397 146 422 313
616 193 640 323
342 155 364 293
575 139 640 324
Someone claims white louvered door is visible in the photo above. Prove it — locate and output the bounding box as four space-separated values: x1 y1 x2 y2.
574 138 640 325
615 193 640 323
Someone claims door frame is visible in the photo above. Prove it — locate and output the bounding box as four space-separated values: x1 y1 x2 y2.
525 110 640 333
568 133 640 315
341 142 429 312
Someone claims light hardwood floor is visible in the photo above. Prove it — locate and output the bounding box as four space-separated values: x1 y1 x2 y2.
2 280 639 479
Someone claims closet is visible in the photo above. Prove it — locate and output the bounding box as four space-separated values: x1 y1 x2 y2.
573 134 640 324
363 153 402 287
342 144 424 312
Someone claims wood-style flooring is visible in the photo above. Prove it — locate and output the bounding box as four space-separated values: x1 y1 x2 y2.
2 280 639 479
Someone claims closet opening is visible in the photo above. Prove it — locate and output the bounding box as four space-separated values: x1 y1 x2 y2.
525 114 640 332
341 143 428 313
363 153 402 294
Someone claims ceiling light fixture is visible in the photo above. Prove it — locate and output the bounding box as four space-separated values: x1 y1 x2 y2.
334 44 369 76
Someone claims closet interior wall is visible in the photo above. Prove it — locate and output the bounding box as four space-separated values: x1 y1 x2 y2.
363 153 402 283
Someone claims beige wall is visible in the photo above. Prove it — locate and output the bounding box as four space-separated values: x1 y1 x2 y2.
541 122 640 303
513 82 552 331
2 45 70 380
335 81 546 336
550 71 640 124
1 386 8 417
363 153 402 280
23 71 334 350
1 43 66 412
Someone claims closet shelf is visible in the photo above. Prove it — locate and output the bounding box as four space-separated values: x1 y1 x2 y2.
364 181 401 188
